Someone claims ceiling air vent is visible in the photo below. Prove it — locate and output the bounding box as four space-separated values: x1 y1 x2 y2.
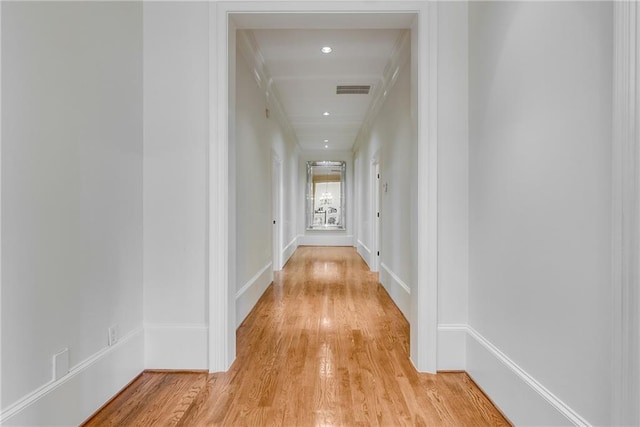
336 85 371 95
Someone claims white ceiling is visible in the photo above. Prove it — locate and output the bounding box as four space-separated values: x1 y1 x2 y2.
250 29 404 152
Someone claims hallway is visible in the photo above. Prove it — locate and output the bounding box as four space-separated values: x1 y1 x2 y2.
85 247 508 426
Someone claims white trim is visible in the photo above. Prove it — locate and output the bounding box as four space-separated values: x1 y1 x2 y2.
437 323 467 333
356 239 371 255
210 0 438 376
297 234 354 247
144 324 208 370
235 262 273 299
612 2 640 425
281 236 298 266
437 324 466 371
0 328 144 425
219 2 427 16
272 152 283 270
209 1 236 373
411 1 438 374
379 262 411 318
236 262 273 327
145 323 208 330
380 262 411 295
437 324 591 422
436 324 593 422
356 239 372 268
0 0 4 413
466 325 589 426
370 153 380 273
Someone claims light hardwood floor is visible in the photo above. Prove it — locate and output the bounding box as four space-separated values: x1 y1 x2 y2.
84 247 510 426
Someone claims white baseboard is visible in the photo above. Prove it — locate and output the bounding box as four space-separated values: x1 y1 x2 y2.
144 323 208 370
356 239 372 269
437 324 466 371
297 234 354 247
379 262 411 318
281 237 297 267
1 328 144 426
236 262 273 328
465 326 589 426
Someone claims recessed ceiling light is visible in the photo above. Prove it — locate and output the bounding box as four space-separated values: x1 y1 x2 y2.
323 111 330 116
325 144 329 149
324 139 329 143
321 46 333 54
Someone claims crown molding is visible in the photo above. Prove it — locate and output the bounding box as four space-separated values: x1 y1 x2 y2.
352 29 411 153
236 29 302 153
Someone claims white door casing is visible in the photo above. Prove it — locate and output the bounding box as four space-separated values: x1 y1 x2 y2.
272 153 282 271
208 1 438 374
612 2 640 425
371 155 381 273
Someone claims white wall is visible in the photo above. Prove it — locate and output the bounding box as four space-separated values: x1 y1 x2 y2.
298 151 354 247
375 65 414 316
353 47 414 317
1 2 144 424
378 64 414 315
235 36 299 327
468 2 613 425
351 11 470 372
143 2 209 369
142 10 301 366
235 48 272 326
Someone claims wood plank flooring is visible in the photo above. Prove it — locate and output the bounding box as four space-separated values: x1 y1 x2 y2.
84 247 510 426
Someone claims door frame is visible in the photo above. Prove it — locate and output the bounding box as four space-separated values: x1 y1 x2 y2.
208 0 439 373
371 154 381 273
612 2 640 424
272 152 283 271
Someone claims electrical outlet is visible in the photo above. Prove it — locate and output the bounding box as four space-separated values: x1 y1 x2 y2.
108 324 119 346
53 348 69 381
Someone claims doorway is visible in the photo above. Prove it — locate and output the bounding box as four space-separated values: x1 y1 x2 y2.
208 2 439 374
